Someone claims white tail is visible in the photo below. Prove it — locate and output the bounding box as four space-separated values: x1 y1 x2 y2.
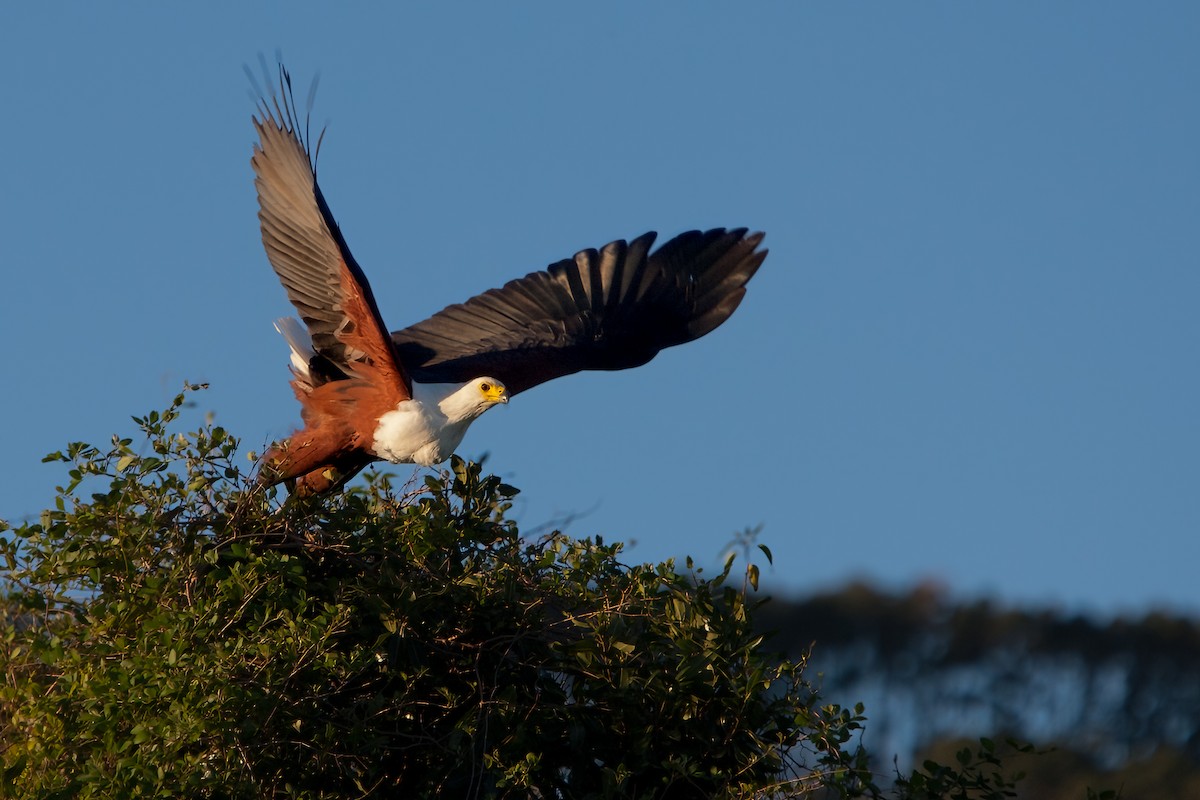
274 317 314 379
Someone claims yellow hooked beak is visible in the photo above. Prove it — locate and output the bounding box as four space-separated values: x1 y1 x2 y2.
481 381 508 404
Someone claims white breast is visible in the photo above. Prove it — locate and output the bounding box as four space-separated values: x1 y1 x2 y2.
370 382 478 467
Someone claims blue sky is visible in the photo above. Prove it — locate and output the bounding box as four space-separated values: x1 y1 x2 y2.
2 4 1197 616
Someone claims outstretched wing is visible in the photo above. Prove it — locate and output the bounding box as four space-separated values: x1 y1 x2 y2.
391 228 766 396
252 67 411 400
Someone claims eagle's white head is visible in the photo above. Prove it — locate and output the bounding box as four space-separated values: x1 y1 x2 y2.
435 377 508 424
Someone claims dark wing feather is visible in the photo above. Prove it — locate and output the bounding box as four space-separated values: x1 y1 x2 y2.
391 228 766 396
252 67 411 399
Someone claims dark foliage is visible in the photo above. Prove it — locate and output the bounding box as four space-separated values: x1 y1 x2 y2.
0 385 870 798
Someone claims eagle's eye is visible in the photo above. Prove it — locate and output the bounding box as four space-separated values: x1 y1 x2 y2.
480 382 491 392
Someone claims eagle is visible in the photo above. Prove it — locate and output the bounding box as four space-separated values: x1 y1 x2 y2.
252 68 767 495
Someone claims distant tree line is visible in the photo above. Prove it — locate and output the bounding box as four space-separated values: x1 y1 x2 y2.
757 581 1200 773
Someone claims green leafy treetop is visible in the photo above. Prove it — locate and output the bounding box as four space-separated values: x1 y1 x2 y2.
0 384 1065 798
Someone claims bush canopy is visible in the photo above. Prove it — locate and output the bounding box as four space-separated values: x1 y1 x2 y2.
1 385 1054 799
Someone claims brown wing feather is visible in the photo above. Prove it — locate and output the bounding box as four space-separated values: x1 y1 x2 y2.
251 68 411 400
390 229 766 396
